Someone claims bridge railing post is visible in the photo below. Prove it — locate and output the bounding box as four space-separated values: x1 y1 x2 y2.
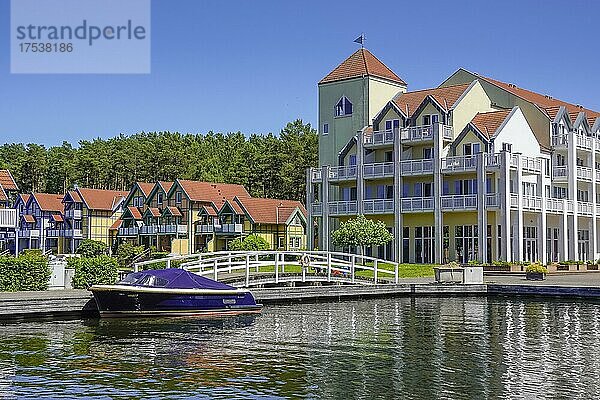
245 254 250 287
213 259 218 281
166 259 171 269
327 253 331 282
255 254 259 272
394 262 399 284
351 255 355 284
228 253 232 273
275 252 279 284
374 259 378 284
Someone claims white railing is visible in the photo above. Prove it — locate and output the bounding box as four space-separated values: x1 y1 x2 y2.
441 195 477 210
159 224 188 235
328 165 357 181
486 193 500 207
311 168 322 182
545 198 564 213
521 156 542 173
311 202 323 216
19 229 41 238
441 155 477 172
217 224 243 234
46 229 61 238
552 134 568 147
0 209 17 228
577 166 593 181
196 224 214 234
400 159 434 176
140 225 158 235
364 129 396 146
553 166 568 179
522 196 542 211
61 229 82 238
65 209 82 219
510 194 518 208
400 197 433 212
596 170 600 183
576 134 593 150
328 201 358 216
401 125 434 142
485 154 500 167
363 162 394 178
118 226 139 236
567 200 575 213
578 202 594 216
363 199 394 214
596 138 600 152
441 125 454 140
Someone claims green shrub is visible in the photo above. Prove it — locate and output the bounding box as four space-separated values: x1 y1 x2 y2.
76 239 108 258
115 242 145 267
229 234 270 251
70 255 118 289
0 253 51 291
525 262 548 274
150 251 170 259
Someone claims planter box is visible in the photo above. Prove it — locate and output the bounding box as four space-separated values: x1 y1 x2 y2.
484 264 511 272
463 266 484 284
557 264 569 271
587 264 599 271
434 267 463 283
526 271 545 281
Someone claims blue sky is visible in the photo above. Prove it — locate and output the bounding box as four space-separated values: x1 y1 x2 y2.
1 0 599 146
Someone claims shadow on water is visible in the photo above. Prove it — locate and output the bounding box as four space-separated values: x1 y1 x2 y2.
1 297 600 399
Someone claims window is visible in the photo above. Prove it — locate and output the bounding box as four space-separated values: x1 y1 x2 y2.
443 181 449 195
385 151 393 162
502 143 512 152
486 178 492 194
422 115 431 126
385 119 400 132
556 154 566 166
335 96 353 117
349 154 357 166
402 183 410 197
402 227 410 263
386 185 394 199
472 143 481 154
423 148 433 159
463 143 480 155
278 237 285 249
175 191 182 204
322 123 329 135
377 185 385 199
423 182 433 197
157 193 164 205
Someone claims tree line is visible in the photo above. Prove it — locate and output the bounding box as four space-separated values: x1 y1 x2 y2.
0 119 318 203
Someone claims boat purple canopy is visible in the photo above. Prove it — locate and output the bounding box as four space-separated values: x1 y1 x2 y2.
118 268 235 290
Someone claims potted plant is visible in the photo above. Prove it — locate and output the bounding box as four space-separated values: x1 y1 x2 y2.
588 260 599 271
434 261 463 283
525 262 548 280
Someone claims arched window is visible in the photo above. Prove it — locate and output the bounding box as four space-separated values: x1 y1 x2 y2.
335 96 353 117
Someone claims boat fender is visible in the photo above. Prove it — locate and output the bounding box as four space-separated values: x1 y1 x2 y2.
300 254 310 269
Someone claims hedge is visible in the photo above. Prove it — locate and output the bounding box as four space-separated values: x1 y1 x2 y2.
69 255 118 289
0 253 51 291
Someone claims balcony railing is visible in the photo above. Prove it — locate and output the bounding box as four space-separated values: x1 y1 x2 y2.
578 201 594 216
576 134 593 150
363 199 394 214
363 162 394 179
545 198 564 213
441 155 477 172
441 195 477 210
401 125 433 142
400 159 434 176
46 229 61 238
485 154 500 167
139 225 158 235
65 209 82 219
216 224 243 234
552 134 568 147
521 156 542 173
577 166 593 181
196 224 214 234
553 166 568 180
364 129 395 146
522 196 542 211
0 209 17 228
118 226 139 236
328 201 358 216
159 224 188 235
311 202 323 216
486 193 500 207
19 229 41 238
400 197 433 212
310 168 322 182
328 165 357 181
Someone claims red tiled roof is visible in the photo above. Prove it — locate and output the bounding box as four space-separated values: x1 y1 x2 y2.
0 170 18 191
128 206 143 220
470 110 512 139
159 181 174 192
68 190 82 203
200 205 217 217
0 188 6 202
147 207 161 217
319 48 406 85
544 106 562 121
17 194 31 204
109 219 122 230
393 83 472 118
235 197 307 225
23 214 35 223
166 206 182 217
137 182 155 196
50 213 64 222
177 180 250 205
32 193 65 212
77 188 128 211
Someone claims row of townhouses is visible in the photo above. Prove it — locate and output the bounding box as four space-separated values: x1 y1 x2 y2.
307 48 600 265
0 176 307 255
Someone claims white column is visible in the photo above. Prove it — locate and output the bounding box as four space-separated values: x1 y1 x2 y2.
393 128 402 262
568 130 578 261
515 154 523 262
538 169 547 264
477 152 487 263
356 133 365 215
433 122 444 264
500 151 511 261
562 207 568 262
592 149 597 260
306 168 313 251
321 165 330 252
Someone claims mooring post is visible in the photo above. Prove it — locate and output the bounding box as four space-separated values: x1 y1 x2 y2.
275 252 279 283
213 259 218 281
245 254 250 287
351 255 355 284
228 254 232 273
166 259 171 269
327 253 331 282
394 262 399 284
374 259 378 284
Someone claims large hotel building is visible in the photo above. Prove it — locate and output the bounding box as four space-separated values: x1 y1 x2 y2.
306 48 600 265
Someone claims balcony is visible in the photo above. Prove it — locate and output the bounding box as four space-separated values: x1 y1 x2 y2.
400 197 433 212
363 199 394 214
139 225 158 235
552 133 594 151
545 198 565 214
596 170 600 183
0 209 17 228
65 209 82 219
310 168 322 182
577 166 593 181
486 193 500 208
328 165 357 182
576 134 593 151
400 159 434 176
311 202 323 216
401 124 453 143
511 155 542 174
522 196 542 212
441 195 477 211
553 166 568 181
118 226 139 236
196 224 214 234
441 155 477 173
159 224 188 235
364 129 395 147
363 162 394 179
19 229 41 238
485 154 500 168
215 224 243 234
551 134 568 148
328 201 358 216
596 138 600 152
578 201 594 216
62 229 83 238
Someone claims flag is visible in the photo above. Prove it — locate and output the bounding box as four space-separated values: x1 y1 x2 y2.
353 34 364 45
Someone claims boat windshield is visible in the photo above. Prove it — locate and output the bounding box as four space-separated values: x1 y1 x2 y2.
118 273 169 287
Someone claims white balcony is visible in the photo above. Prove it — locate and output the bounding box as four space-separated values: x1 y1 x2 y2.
596 138 600 152
577 166 593 181
65 209 82 219
62 229 83 238
552 134 568 148
46 229 61 238
363 162 394 179
196 224 214 234
0 209 17 228
545 198 564 214
522 196 542 211
521 156 542 173
441 155 477 173
578 201 594 216
486 193 500 208
441 195 477 211
364 129 395 146
160 224 188 235
400 124 453 143
19 229 41 238
328 201 358 216
311 202 323 216
596 170 600 183
310 168 322 182
400 159 434 176
401 197 433 212
215 224 243 234
139 225 158 235
576 134 593 151
118 226 139 236
485 154 500 168
328 165 357 181
553 166 568 181
363 199 394 214
552 133 594 151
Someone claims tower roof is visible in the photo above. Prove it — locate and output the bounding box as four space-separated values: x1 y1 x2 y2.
319 48 406 85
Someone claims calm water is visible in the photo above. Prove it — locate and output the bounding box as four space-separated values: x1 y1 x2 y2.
1 297 600 399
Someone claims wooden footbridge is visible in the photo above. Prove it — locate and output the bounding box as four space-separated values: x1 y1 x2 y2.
133 251 400 288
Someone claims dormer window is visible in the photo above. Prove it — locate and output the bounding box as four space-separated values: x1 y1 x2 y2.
175 191 182 204
335 96 353 117
157 193 163 205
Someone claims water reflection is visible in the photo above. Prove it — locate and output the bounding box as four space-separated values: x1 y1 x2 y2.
1 298 600 399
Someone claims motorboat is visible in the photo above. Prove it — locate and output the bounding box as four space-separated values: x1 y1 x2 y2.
89 268 262 317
